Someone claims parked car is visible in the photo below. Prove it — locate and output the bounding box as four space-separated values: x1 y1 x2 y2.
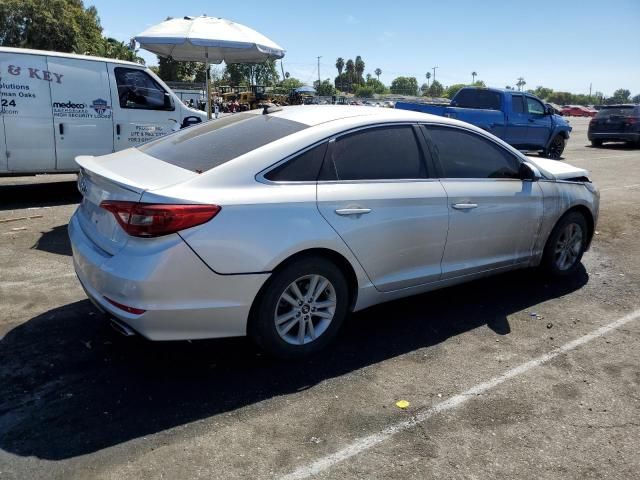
0 46 206 175
69 106 599 358
395 87 572 159
588 104 640 146
561 105 596 117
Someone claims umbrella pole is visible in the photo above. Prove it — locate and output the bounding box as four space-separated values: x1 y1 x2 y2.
206 60 212 120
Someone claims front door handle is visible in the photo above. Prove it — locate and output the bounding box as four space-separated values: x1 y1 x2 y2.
452 203 478 210
335 208 372 216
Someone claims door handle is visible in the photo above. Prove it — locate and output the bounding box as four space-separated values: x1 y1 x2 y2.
452 203 478 210
335 208 372 216
116 124 121 135
59 123 64 135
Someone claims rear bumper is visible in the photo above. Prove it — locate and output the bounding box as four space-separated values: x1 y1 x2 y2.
68 212 270 340
588 131 640 142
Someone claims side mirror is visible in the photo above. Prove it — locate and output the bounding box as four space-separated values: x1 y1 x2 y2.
545 105 554 115
519 162 542 181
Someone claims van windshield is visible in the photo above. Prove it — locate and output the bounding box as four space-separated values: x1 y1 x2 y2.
139 113 308 172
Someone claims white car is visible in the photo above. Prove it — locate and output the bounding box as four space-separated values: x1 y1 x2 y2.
69 106 599 357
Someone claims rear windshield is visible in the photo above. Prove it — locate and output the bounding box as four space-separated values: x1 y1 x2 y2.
139 113 307 172
595 106 636 118
452 89 502 110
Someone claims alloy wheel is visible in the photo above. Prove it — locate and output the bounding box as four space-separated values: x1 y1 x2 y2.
274 275 337 345
554 223 583 271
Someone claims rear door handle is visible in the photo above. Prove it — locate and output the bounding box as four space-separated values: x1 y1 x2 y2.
335 208 372 216
452 203 478 210
59 123 64 135
116 124 121 135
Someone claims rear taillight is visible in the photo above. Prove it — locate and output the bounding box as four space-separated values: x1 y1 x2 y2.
104 296 146 315
100 201 220 237
625 116 639 125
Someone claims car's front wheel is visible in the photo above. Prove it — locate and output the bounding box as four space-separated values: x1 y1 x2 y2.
542 134 566 159
541 211 588 276
249 256 349 358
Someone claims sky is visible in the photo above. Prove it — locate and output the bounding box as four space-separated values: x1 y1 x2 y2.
91 0 640 96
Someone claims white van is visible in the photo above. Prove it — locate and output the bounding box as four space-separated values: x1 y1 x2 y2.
0 47 207 174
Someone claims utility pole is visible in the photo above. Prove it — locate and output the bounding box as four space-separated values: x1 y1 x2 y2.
589 82 592 101
317 56 322 86
432 66 438 85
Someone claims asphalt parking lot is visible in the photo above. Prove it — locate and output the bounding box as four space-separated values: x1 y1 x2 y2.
1 117 639 479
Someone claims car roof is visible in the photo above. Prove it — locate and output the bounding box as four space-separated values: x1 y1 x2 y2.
0 46 145 67
252 104 460 127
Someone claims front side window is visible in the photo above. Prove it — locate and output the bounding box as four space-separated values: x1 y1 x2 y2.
114 67 174 111
322 126 426 181
526 97 545 115
427 126 520 179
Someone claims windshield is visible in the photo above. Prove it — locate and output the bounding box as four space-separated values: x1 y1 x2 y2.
139 113 308 172
452 89 502 110
595 106 635 118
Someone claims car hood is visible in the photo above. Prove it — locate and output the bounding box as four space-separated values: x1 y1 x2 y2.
526 157 590 181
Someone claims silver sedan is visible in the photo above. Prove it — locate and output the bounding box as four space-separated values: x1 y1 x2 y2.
69 106 599 357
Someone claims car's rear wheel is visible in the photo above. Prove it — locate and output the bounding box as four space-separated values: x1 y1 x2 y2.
249 256 349 358
591 139 603 147
541 211 588 276
543 134 566 159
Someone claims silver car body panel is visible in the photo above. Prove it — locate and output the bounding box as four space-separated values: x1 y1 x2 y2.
69 106 599 340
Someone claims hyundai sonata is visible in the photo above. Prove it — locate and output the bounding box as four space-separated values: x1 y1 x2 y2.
69 106 599 357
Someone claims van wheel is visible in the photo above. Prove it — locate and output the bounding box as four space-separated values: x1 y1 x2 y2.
541 212 588 276
591 139 603 147
543 135 566 159
249 257 349 358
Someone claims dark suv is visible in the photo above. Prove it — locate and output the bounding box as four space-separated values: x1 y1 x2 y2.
588 104 640 147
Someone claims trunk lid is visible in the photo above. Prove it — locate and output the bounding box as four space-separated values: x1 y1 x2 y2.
75 148 197 255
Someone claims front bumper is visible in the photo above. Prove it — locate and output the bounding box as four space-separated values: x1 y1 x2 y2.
68 212 270 340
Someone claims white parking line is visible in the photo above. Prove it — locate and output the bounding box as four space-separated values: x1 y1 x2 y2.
600 183 640 192
281 309 640 480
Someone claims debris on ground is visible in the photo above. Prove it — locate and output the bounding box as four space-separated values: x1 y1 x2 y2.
0 214 44 224
547 323 553 329
395 400 410 409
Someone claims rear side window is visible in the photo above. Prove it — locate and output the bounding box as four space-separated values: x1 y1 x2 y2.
265 143 328 182
596 106 635 118
452 89 502 110
322 126 426 181
427 126 520 179
139 113 307 172
114 67 174 111
512 95 525 113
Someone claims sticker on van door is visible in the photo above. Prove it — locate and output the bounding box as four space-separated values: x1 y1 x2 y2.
53 98 112 119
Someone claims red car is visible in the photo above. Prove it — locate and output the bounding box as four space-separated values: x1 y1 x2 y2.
561 105 597 117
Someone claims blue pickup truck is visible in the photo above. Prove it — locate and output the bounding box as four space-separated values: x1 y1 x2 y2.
396 87 572 159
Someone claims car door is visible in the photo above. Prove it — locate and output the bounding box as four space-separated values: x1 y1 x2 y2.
0 114 7 172
108 65 178 150
48 56 114 170
0 52 56 172
525 96 552 148
316 124 449 292
423 124 543 279
504 94 529 147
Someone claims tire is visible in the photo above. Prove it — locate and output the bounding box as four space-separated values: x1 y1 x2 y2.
591 139 603 147
543 134 566 159
248 256 349 358
541 211 588 276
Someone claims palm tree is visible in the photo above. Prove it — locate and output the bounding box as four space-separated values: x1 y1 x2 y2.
335 57 344 91
374 68 382 81
471 71 477 84
425 72 431 88
516 77 526 91
355 56 365 85
345 59 355 90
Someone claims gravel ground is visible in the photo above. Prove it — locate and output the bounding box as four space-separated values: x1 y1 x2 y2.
0 117 639 479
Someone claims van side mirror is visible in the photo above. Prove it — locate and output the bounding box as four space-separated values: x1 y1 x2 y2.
519 162 542 181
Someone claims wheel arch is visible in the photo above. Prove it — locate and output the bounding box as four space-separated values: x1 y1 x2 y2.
552 204 595 251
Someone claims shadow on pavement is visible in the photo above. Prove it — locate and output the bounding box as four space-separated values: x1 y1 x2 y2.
586 142 639 150
0 181 80 211
32 225 72 256
0 266 588 460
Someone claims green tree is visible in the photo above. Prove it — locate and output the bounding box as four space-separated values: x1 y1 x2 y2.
280 77 304 91
632 93 640 104
335 57 344 90
355 55 365 84
316 78 335 96
471 71 477 83
374 68 382 81
97 37 144 63
610 88 631 103
516 77 526 91
224 59 279 86
354 85 374 98
425 72 431 88
0 0 103 54
444 83 467 99
427 80 444 97
390 76 419 95
345 59 355 85
532 86 554 100
158 56 203 82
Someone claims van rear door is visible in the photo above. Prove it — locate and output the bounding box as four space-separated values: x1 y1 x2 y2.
48 56 115 170
0 51 56 172
107 64 179 151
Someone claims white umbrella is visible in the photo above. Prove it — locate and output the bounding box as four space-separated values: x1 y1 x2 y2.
135 16 285 119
